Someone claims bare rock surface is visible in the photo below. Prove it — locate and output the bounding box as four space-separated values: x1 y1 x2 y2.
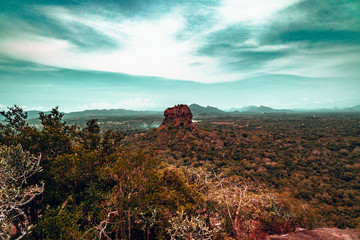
160 104 193 127
268 228 360 240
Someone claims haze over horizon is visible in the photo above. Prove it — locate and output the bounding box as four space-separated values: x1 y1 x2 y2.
1 0 360 112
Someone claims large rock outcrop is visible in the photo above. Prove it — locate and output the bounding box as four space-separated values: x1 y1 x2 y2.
160 104 193 128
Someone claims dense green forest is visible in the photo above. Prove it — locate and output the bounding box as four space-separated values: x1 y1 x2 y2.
1 105 359 239
135 113 360 226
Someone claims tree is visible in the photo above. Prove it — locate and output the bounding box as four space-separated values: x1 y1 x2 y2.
81 119 101 150
167 210 214 240
0 105 28 131
37 107 74 159
38 107 64 129
0 144 44 239
0 105 30 147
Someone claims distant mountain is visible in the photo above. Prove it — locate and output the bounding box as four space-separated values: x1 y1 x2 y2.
64 109 162 119
0 110 44 121
228 105 256 112
292 105 360 113
27 110 46 120
2 103 360 124
341 105 360 112
351 105 360 111
229 105 279 113
245 105 276 113
189 104 225 116
230 104 360 113
24 109 163 120
353 105 360 111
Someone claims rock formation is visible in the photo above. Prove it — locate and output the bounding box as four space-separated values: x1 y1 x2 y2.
268 228 360 240
160 104 193 128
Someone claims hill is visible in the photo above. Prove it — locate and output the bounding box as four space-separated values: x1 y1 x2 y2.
244 105 277 113
353 105 360 111
341 105 360 112
25 109 162 120
189 103 225 116
3 103 360 122
23 109 163 130
64 108 162 119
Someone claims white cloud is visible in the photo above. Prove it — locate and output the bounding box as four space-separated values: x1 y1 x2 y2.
41 6 227 82
26 106 50 111
120 98 155 109
217 0 301 25
1 2 358 84
0 4 260 83
76 98 156 111
0 34 76 67
263 44 360 79
0 5 236 83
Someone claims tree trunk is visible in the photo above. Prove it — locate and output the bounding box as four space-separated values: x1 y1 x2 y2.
128 211 131 240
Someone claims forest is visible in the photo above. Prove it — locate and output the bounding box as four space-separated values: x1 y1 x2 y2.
0 105 359 239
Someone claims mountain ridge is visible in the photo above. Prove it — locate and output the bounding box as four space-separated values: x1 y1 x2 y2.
2 103 360 122
189 103 225 116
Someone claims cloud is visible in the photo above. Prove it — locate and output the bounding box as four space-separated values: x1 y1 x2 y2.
259 0 360 45
1 35 75 65
24 105 49 111
0 0 359 84
193 0 360 80
0 59 61 72
76 98 156 111
1 4 231 83
0 0 302 83
262 45 360 78
216 0 301 25
288 0 360 31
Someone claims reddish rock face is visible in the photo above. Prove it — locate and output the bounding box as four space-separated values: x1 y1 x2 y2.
161 104 193 127
268 228 360 240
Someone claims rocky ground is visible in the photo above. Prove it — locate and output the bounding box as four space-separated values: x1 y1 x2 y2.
269 228 360 240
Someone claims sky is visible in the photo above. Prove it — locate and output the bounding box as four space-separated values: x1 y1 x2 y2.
0 0 360 112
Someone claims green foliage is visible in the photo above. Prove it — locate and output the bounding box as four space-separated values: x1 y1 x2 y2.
79 119 101 150
0 105 30 147
0 105 28 131
38 107 64 128
1 105 359 239
0 144 40 183
50 145 103 194
127 113 360 229
30 196 83 240
101 129 124 155
0 144 44 239
37 107 74 159
167 210 214 240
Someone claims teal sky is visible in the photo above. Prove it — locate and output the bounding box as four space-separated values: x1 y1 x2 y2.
1 0 360 112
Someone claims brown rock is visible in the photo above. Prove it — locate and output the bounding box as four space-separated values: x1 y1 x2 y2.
268 228 360 240
160 104 193 127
